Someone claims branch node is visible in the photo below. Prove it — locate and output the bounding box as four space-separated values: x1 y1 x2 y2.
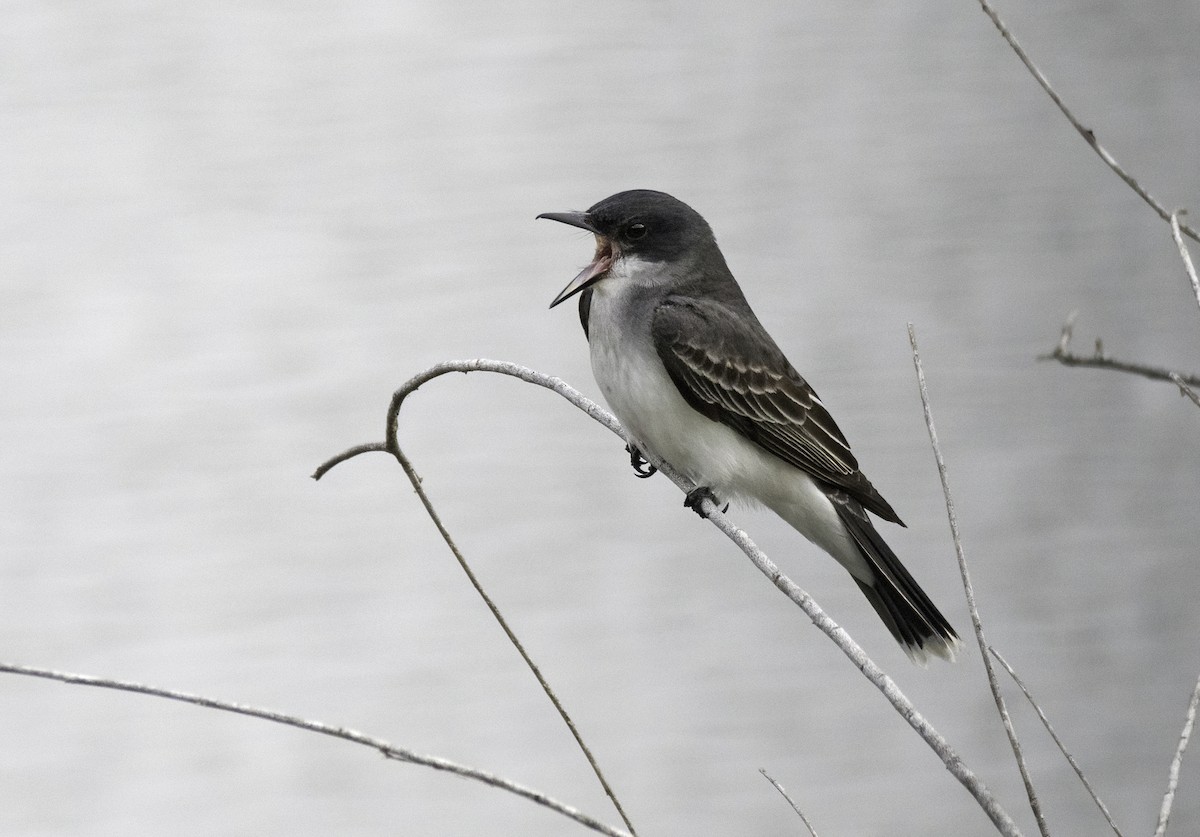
1039 316 1200 390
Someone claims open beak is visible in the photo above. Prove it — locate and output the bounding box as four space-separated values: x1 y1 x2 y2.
537 210 614 308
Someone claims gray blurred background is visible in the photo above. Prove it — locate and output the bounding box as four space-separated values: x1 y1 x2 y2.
2 1 1198 835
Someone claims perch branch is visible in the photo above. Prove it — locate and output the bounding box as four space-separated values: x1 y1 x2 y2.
317 358 1023 837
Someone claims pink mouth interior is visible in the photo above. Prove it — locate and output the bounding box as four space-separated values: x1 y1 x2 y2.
589 238 614 277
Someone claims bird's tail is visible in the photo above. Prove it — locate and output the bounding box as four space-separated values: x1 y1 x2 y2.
834 502 961 665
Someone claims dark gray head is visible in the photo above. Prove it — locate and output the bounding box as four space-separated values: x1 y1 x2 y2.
538 190 725 308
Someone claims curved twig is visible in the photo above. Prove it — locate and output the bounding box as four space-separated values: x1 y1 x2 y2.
0 662 630 837
909 326 1047 837
975 0 1198 243
760 769 819 837
312 442 387 480
317 358 1023 837
315 361 638 836
382 359 622 460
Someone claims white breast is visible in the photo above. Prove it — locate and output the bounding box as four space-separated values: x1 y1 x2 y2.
583 264 765 500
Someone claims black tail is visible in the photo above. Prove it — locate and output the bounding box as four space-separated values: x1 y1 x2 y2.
834 500 960 664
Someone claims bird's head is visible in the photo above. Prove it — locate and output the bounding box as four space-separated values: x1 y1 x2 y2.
539 189 717 308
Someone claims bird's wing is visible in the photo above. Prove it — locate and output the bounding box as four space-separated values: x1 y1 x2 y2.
651 295 903 525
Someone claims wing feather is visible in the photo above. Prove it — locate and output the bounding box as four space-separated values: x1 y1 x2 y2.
651 295 903 524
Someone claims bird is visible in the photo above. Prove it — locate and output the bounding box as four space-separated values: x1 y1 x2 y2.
537 189 960 664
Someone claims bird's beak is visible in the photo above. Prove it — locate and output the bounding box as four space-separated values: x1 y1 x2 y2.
538 210 614 308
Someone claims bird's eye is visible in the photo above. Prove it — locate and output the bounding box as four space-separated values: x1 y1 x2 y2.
626 223 647 241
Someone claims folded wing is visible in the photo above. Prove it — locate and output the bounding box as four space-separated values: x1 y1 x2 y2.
652 295 903 525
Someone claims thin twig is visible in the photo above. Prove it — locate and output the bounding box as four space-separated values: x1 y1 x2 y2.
1154 673 1200 837
1170 210 1200 315
759 768 819 837
909 326 1046 837
316 361 639 837
1039 316 1200 388
0 662 630 837
317 359 1024 837
312 442 387 480
1168 373 1200 409
974 0 1198 243
989 647 1125 837
688 495 1019 837
393 446 639 837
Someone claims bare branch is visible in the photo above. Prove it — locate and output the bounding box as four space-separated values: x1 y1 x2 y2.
312 442 387 480
1154 673 1200 837
316 358 1024 836
989 647 1126 837
314 360 639 836
1170 210 1200 315
759 769 819 837
974 0 1198 243
314 360 622 481
1039 316 1200 388
389 445 640 837
684 494 1022 835
0 662 631 837
909 325 1047 837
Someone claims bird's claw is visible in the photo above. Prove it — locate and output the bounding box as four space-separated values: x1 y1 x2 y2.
625 444 657 479
683 486 728 517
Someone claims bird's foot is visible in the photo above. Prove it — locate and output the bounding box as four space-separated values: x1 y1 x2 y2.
683 486 728 517
625 444 657 479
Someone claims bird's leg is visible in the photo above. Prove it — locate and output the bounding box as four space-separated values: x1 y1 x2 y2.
683 486 729 517
625 444 657 479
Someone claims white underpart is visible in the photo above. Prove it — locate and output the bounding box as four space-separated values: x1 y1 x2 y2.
584 254 873 583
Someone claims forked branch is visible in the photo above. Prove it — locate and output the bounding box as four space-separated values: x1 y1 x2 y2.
314 359 639 836
315 358 1023 837
1039 313 1200 390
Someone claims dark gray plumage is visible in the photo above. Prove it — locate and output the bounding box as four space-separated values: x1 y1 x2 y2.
541 189 960 663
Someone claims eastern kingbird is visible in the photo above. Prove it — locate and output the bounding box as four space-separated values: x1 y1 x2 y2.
539 189 960 663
